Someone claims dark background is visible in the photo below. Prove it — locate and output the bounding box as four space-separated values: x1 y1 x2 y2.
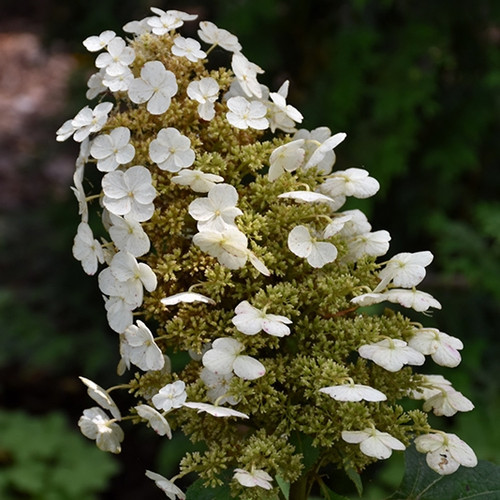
1 1 499 498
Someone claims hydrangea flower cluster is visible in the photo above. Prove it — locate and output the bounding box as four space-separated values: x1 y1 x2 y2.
59 7 476 499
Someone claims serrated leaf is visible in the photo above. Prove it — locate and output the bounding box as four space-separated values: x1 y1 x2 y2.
389 445 500 500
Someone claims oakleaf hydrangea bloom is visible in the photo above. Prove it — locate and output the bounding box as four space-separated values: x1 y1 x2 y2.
226 96 268 130
57 102 113 142
233 468 273 490
171 168 224 192
288 224 338 268
374 250 434 292
145 470 186 500
415 433 477 475
149 127 195 172
183 402 249 418
121 320 165 371
78 407 124 454
408 327 463 367
152 381 187 412
79 377 121 420
232 300 292 337
358 338 425 372
342 428 405 459
135 404 172 438
172 36 206 62
193 227 249 269
128 61 178 115
202 337 266 380
319 383 387 402
95 37 135 77
72 222 104 275
189 183 242 231
61 8 476 498
90 126 135 172
198 21 242 53
102 165 156 222
187 77 220 120
83 30 116 52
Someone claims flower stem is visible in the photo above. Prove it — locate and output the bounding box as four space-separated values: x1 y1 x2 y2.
289 475 308 500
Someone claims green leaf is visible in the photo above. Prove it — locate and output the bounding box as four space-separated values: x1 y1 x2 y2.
345 466 363 497
276 475 290 499
389 445 500 499
290 432 320 472
317 477 350 500
185 477 233 500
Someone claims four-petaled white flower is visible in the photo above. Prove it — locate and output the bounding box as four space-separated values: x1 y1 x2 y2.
319 383 387 402
105 295 134 333
415 433 477 475
78 407 124 454
342 428 405 459
171 36 206 62
233 468 273 490
86 70 107 99
57 102 113 142
408 327 463 367
102 165 156 222
423 387 474 417
198 21 242 53
189 184 242 231
108 213 150 257
145 470 186 500
193 227 248 269
106 251 157 307
171 169 224 193
83 30 116 52
374 251 434 292
346 230 391 261
152 380 187 412
304 132 346 170
135 404 172 438
231 53 264 98
319 168 380 200
288 225 338 268
268 140 305 181
183 402 249 418
147 7 197 35
294 127 338 174
72 222 104 275
232 300 292 337
79 376 121 420
202 337 266 380
358 338 425 372
161 291 215 306
226 96 268 130
90 126 135 172
149 127 195 172
200 367 238 405
121 320 165 372
187 77 220 120
95 37 135 77
128 61 178 115
351 289 442 313
267 80 303 133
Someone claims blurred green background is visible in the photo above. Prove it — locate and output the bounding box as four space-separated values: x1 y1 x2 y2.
0 0 499 498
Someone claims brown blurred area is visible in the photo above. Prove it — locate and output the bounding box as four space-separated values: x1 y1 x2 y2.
0 28 76 209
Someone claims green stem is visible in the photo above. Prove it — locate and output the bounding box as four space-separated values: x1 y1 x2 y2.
289 475 308 500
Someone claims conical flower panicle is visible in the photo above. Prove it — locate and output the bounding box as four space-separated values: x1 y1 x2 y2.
59 7 476 499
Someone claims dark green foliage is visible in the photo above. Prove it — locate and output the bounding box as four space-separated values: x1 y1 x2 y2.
389 445 500 500
0 410 118 499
